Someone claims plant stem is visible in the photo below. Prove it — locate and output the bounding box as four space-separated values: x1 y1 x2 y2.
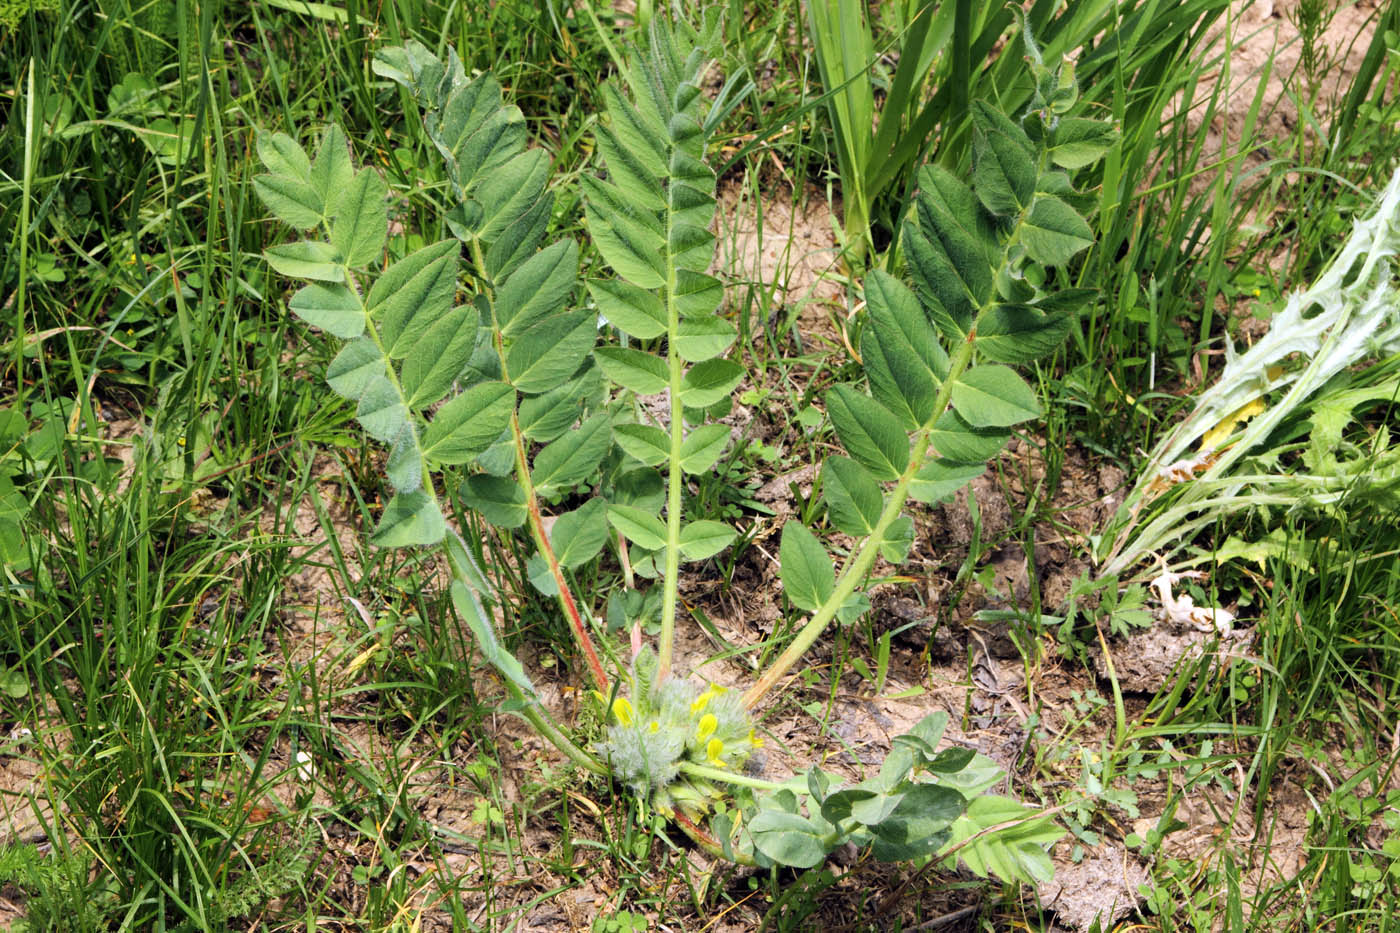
657 268 684 682
676 761 788 791
506 680 608 776
472 239 610 694
743 331 978 709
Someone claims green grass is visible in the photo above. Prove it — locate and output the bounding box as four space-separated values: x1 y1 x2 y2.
1 0 1399 928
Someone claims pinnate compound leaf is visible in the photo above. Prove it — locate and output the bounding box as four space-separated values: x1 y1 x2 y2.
551 498 610 569
678 359 743 408
506 310 596 394
1021 196 1094 266
678 520 735 561
607 504 668 551
530 413 611 497
264 241 343 281
421 381 515 465
326 337 384 400
402 305 480 408
368 240 459 352
588 279 666 339
613 423 670 466
254 174 324 229
822 456 882 537
908 461 984 504
971 100 1036 216
330 168 388 267
862 270 947 429
594 347 668 395
459 474 527 528
950 365 1041 428
826 385 909 481
372 489 446 547
975 304 1073 364
288 282 364 338
780 522 834 612
679 424 729 473
496 239 578 337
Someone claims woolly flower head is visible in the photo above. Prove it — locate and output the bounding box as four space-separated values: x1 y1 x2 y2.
595 675 761 800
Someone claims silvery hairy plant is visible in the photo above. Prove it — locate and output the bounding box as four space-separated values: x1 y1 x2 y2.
254 15 1113 879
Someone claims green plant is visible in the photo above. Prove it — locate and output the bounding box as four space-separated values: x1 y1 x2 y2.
1098 165 1400 582
253 16 1115 877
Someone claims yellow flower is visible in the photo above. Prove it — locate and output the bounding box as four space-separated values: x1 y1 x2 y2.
696 713 717 742
706 737 727 768
612 696 634 727
747 728 763 748
647 720 660 733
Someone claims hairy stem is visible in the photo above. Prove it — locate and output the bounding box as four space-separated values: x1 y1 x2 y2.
472 240 610 694
743 331 978 709
657 245 684 682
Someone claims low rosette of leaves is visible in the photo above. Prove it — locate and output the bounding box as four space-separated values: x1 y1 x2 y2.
715 711 1060 882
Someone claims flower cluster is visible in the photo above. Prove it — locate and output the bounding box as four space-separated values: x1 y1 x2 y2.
597 674 761 801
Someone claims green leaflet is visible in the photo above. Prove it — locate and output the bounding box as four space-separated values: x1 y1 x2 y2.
530 413 612 497
401 306 479 408
367 240 459 354
595 347 669 395
861 269 946 430
1048 117 1119 170
551 498 610 569
330 168 388 268
326 337 385 400
459 474 527 529
678 359 744 408
779 522 834 612
264 241 343 281
678 424 729 474
608 504 669 551
614 423 671 466
822 455 883 537
253 174 324 230
975 303 1073 364
288 282 363 339
950 365 1041 428
506 311 596 394
589 279 666 339
826 385 909 481
420 381 515 465
372 489 446 548
678 520 735 561
908 461 984 504
971 100 1036 216
496 239 578 336
1021 195 1095 266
